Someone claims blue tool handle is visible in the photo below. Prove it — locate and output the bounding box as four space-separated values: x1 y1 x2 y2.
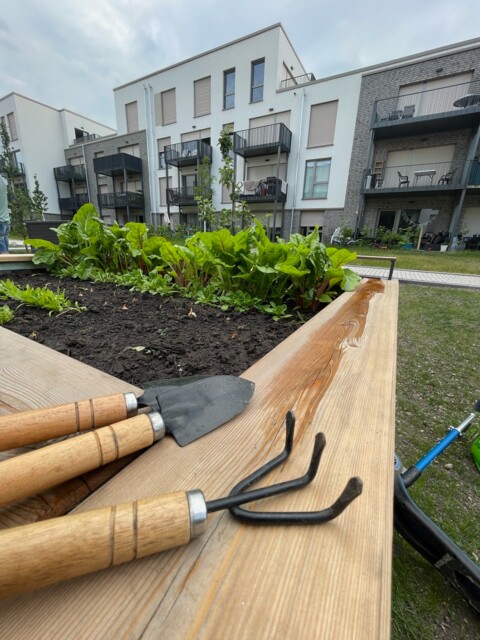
402 428 460 488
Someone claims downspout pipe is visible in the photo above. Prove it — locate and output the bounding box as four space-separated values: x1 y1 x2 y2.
290 88 306 236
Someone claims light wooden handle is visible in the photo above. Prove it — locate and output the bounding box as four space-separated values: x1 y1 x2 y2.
0 491 205 598
0 393 137 451
0 414 163 507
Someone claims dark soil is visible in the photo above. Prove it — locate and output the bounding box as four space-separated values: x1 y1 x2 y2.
2 272 307 386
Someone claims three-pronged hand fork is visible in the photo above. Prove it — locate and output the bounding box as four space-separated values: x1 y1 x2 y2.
0 411 363 599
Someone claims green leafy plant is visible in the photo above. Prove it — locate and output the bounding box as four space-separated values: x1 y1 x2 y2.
0 279 85 314
0 305 14 325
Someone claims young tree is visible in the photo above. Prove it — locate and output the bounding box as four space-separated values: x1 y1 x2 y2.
0 119 34 235
31 174 48 220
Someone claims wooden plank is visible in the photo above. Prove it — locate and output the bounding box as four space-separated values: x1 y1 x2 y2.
0 279 398 639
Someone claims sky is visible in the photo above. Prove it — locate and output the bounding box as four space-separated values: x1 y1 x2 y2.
1 0 479 129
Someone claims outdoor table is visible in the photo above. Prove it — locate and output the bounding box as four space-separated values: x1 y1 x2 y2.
414 169 436 185
0 278 398 640
453 94 480 108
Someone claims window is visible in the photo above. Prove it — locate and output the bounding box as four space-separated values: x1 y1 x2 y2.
251 59 265 103
157 137 170 169
194 77 211 117
224 69 235 109
7 112 18 141
161 89 176 125
307 101 338 148
303 159 331 199
125 102 139 133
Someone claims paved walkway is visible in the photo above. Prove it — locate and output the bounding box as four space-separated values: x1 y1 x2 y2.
349 265 480 289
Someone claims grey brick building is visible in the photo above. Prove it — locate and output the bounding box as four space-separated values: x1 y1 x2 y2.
344 40 480 248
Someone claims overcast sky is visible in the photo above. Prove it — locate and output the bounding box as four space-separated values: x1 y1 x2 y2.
1 0 479 129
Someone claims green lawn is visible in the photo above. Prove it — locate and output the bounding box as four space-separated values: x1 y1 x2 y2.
392 284 479 640
353 247 480 274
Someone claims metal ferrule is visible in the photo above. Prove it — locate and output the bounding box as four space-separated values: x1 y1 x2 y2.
124 392 138 417
147 412 166 441
187 490 208 539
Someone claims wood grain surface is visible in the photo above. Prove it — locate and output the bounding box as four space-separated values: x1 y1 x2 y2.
0 279 398 640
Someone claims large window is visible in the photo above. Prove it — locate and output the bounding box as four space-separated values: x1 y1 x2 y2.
125 102 139 133
194 77 211 117
251 59 265 103
303 159 331 199
307 101 338 148
224 69 235 110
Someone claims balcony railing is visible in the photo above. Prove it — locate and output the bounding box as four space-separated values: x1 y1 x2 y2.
373 80 480 125
167 186 208 206
97 191 144 208
72 133 100 145
239 178 287 202
467 159 480 186
0 158 25 176
233 123 292 157
165 141 212 168
280 73 316 90
54 165 86 182
363 162 460 191
58 194 89 210
94 153 142 176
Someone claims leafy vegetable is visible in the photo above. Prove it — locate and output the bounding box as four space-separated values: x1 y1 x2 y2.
0 305 14 325
0 280 85 314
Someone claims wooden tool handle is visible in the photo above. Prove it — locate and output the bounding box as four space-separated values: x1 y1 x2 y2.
0 491 204 599
0 393 137 451
0 414 163 507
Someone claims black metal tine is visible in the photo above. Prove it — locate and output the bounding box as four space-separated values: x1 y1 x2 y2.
206 410 363 524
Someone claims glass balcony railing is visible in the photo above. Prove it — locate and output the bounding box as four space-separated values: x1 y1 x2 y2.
373 80 480 125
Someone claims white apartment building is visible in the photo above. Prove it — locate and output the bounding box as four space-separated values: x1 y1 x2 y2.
112 24 363 238
0 92 116 216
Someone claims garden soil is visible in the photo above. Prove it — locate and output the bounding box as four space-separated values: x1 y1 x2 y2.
2 273 308 386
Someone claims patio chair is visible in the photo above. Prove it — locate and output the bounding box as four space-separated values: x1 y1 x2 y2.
438 171 454 185
402 105 415 118
389 110 403 120
397 171 409 187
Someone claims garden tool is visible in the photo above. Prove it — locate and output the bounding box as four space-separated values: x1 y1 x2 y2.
394 400 480 614
0 411 363 599
0 375 255 451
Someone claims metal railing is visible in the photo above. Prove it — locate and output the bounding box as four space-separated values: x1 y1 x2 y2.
166 186 211 206
280 73 315 89
97 191 144 208
54 165 86 182
373 80 480 124
72 133 100 145
239 178 287 201
165 141 212 166
364 162 458 190
0 158 25 176
233 123 292 155
93 153 142 175
58 194 89 210
468 159 480 185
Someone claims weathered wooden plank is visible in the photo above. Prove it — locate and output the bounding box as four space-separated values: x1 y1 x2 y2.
0 279 398 639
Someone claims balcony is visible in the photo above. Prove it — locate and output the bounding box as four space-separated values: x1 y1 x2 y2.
165 141 212 168
72 133 100 145
233 123 292 157
97 191 144 208
362 162 463 196
372 80 480 139
167 187 200 206
58 194 89 211
0 158 25 176
239 178 287 203
94 153 142 176
54 165 86 182
280 73 316 90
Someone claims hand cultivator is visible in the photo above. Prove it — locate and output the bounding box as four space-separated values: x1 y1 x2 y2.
394 400 480 614
0 411 362 598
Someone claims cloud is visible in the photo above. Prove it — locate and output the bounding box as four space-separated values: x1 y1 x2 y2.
0 0 479 128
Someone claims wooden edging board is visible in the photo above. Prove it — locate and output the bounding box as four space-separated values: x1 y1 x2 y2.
0 278 398 639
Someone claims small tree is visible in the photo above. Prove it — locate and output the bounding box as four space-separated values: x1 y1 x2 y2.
0 119 34 235
31 174 48 220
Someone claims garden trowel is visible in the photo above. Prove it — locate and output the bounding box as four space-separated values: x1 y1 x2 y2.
0 375 255 451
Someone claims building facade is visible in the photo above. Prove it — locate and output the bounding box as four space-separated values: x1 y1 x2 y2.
344 40 480 245
0 93 116 216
